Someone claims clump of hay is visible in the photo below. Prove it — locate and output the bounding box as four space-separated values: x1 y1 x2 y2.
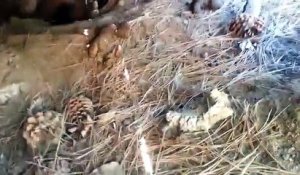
50 0 298 174
63 0 300 174
1 0 300 174
250 0 300 76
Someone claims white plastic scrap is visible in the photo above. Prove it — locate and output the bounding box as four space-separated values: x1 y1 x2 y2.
165 89 234 132
139 137 154 175
90 161 124 175
0 83 29 105
239 39 255 51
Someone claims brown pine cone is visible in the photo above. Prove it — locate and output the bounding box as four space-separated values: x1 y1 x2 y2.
229 13 264 38
23 110 63 150
64 96 94 139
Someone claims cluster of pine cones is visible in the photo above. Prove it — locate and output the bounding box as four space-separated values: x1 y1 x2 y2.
22 95 95 151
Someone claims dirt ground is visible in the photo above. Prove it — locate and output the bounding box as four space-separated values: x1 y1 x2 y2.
0 0 300 174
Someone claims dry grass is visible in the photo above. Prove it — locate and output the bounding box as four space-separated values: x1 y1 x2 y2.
1 0 300 174
50 0 300 174
39 0 295 174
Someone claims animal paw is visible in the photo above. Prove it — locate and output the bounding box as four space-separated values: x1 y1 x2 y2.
88 22 130 61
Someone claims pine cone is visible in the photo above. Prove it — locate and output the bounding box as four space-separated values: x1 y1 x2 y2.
229 13 264 38
64 96 94 139
23 110 63 150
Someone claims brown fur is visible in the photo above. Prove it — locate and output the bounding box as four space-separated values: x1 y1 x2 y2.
34 0 88 23
99 0 120 14
2 0 116 25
